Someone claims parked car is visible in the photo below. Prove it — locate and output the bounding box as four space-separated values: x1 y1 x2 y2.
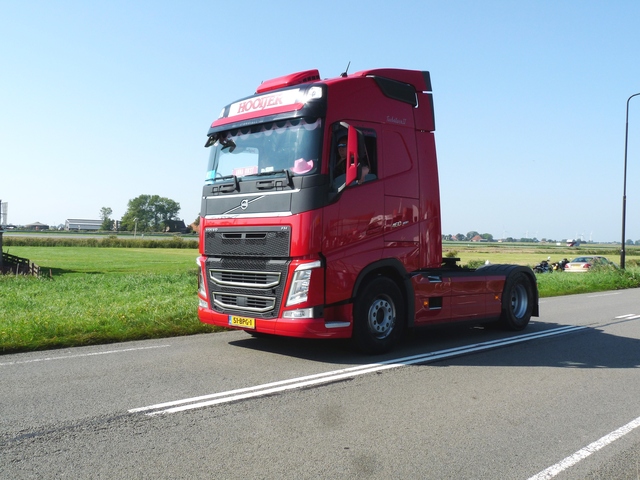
564 256 616 272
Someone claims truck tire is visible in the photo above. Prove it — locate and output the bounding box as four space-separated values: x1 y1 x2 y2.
353 276 405 354
500 272 534 331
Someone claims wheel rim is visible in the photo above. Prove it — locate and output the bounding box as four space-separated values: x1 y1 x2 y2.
510 284 528 318
367 295 396 339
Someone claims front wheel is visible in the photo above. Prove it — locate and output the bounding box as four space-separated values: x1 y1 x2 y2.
500 272 534 330
352 276 405 354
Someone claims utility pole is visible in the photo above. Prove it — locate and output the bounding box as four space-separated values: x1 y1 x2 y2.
621 93 640 269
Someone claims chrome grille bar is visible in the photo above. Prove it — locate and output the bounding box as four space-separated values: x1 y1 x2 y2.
209 269 281 289
212 293 276 313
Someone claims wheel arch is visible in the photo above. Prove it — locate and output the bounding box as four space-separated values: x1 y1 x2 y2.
352 259 416 327
477 264 539 317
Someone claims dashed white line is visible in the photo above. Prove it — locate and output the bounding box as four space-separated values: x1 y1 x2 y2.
0 344 171 366
131 326 585 416
528 415 640 480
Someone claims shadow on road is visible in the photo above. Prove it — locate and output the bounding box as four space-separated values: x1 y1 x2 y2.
227 317 640 370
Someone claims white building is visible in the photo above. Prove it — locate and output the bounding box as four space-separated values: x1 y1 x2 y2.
65 219 102 231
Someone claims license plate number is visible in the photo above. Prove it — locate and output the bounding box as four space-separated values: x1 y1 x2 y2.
229 315 255 329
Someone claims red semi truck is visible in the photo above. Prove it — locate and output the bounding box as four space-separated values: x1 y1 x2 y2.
196 68 538 354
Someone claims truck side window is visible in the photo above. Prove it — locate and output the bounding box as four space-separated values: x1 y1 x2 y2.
362 134 377 181
330 125 377 190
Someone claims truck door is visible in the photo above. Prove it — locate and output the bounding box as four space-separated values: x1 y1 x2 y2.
322 123 384 307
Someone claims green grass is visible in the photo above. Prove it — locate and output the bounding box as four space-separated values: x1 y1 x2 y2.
1 244 639 354
0 247 223 354
535 266 640 297
443 242 639 268
3 246 200 275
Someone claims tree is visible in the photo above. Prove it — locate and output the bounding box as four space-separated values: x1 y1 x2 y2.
100 207 113 231
120 195 181 232
466 231 479 241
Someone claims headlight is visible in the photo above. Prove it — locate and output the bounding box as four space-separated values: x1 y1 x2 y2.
197 258 208 300
286 260 321 306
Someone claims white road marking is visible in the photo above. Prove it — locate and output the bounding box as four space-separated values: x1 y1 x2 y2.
0 344 171 366
586 292 622 298
528 415 640 480
131 326 585 416
615 314 640 320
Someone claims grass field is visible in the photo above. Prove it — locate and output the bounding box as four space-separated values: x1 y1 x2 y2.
4 246 200 275
0 247 222 353
1 243 639 353
442 241 637 268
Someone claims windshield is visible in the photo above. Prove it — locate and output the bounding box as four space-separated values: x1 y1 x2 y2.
205 118 322 184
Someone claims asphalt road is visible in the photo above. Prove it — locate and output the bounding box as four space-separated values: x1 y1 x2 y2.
2 289 640 479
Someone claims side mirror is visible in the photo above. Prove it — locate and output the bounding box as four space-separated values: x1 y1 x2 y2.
345 126 359 186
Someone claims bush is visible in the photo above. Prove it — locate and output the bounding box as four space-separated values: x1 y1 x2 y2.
4 236 198 249
465 259 486 269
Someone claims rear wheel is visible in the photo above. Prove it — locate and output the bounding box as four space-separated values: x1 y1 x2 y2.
353 276 405 354
500 272 534 330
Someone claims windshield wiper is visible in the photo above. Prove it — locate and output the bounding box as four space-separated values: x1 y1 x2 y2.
254 169 293 189
215 174 237 182
213 175 239 193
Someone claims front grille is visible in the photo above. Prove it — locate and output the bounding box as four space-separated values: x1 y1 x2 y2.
209 269 280 289
204 226 290 257
206 257 290 318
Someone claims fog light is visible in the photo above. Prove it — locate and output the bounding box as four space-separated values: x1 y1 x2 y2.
283 308 315 319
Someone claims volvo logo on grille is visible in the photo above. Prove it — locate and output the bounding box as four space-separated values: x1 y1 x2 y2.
221 195 266 216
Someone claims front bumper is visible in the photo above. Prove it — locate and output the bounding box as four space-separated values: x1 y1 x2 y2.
198 306 352 339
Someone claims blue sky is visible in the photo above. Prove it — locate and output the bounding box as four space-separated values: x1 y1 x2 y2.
2 1 640 242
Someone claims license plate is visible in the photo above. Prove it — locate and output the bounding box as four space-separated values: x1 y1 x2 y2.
229 315 256 329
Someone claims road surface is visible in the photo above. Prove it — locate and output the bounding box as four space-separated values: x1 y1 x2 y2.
2 289 640 479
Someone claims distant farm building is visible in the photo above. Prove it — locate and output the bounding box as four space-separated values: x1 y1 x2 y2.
164 219 188 233
25 222 50 231
65 219 102 231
